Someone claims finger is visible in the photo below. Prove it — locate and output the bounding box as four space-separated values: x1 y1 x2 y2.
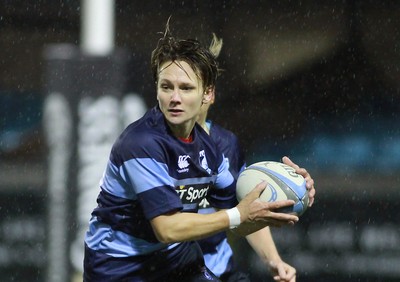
305 177 314 189
307 185 316 207
243 181 268 202
258 211 299 225
284 159 316 208
272 212 299 223
307 186 316 207
296 167 309 177
308 187 316 198
276 263 287 280
255 210 298 225
285 266 296 281
282 157 310 180
266 199 295 209
252 180 268 196
282 156 300 170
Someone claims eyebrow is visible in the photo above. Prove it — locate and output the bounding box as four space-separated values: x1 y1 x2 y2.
158 79 196 88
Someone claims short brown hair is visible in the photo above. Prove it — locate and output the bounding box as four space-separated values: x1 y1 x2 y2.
151 23 223 89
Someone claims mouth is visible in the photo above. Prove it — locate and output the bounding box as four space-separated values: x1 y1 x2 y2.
168 109 183 115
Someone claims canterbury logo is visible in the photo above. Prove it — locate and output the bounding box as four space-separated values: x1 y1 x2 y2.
177 155 190 173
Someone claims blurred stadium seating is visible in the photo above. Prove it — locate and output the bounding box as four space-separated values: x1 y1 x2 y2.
249 117 400 174
0 91 43 157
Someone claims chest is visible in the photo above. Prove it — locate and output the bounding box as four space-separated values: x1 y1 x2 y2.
166 141 219 212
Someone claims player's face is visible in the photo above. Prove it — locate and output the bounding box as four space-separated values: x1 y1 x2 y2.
157 60 211 137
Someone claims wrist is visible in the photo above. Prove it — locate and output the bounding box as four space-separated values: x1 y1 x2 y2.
226 207 241 229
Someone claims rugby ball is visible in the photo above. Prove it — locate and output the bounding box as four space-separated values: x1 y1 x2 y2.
236 161 309 216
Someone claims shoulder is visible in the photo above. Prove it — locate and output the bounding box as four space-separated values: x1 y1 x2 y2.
111 107 172 165
118 107 164 146
210 123 238 142
209 122 240 152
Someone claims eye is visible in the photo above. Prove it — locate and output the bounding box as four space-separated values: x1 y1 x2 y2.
160 84 171 90
181 85 195 91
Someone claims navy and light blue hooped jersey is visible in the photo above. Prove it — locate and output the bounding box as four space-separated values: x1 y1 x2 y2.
85 107 237 262
198 121 246 277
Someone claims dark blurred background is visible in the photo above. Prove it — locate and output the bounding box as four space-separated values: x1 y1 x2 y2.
1 1 400 281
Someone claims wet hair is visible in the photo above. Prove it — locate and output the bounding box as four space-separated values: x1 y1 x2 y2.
151 20 223 90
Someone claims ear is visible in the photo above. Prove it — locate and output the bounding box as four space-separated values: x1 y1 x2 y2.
155 82 160 101
203 86 215 105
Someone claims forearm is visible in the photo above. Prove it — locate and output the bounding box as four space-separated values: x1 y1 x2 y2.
151 210 230 243
151 181 299 244
245 227 281 263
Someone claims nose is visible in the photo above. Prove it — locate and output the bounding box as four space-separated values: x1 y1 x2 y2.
170 89 181 102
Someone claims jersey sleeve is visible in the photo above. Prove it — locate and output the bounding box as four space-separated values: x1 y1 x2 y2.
110 132 183 220
206 153 238 209
122 157 183 220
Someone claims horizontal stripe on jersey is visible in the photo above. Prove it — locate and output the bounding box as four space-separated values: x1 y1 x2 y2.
85 214 176 257
84 241 206 281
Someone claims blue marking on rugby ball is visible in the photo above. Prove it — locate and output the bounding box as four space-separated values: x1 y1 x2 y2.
249 165 306 198
266 183 278 201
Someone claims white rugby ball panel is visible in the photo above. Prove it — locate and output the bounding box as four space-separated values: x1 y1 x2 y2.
249 163 306 199
236 161 309 216
249 161 305 185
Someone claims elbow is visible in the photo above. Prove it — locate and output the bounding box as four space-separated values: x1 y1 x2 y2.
150 213 188 243
153 229 178 244
157 237 175 244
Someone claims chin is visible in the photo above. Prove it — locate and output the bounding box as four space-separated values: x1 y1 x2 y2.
166 116 185 125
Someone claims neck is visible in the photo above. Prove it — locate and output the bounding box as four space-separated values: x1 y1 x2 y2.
197 114 209 134
198 119 210 135
201 122 209 134
168 121 195 139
